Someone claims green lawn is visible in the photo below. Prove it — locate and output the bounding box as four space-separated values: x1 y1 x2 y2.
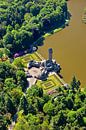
36 74 64 93
17 52 44 67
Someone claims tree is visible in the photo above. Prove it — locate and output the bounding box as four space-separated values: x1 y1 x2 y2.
13 112 29 130
24 13 32 23
4 78 16 90
19 96 28 115
11 88 23 108
30 5 40 16
26 86 43 97
43 101 54 116
16 70 27 91
50 111 67 129
27 114 40 126
0 61 16 81
0 114 8 130
83 117 86 126
5 97 16 115
3 32 14 47
41 120 51 130
0 50 3 61
13 58 24 69
65 96 74 109
67 111 76 124
3 48 10 57
19 30 33 50
71 76 81 92
0 25 6 39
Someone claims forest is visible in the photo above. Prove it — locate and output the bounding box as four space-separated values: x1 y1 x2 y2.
0 61 27 129
0 61 86 130
0 0 68 57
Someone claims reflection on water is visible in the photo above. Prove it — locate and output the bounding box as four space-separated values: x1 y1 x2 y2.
38 0 86 87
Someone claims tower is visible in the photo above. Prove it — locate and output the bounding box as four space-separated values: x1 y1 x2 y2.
48 48 53 61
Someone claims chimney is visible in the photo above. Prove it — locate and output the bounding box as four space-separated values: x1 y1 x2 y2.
48 48 53 61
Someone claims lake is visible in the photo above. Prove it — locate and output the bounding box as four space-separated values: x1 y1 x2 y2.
38 0 86 87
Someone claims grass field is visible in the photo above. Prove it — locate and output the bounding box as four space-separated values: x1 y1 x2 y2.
36 74 64 93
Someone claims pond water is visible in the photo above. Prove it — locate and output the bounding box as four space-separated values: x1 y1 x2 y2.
38 0 86 87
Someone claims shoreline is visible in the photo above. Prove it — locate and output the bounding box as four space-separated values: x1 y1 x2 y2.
43 25 64 38
33 19 69 46
43 19 70 38
0 19 69 61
